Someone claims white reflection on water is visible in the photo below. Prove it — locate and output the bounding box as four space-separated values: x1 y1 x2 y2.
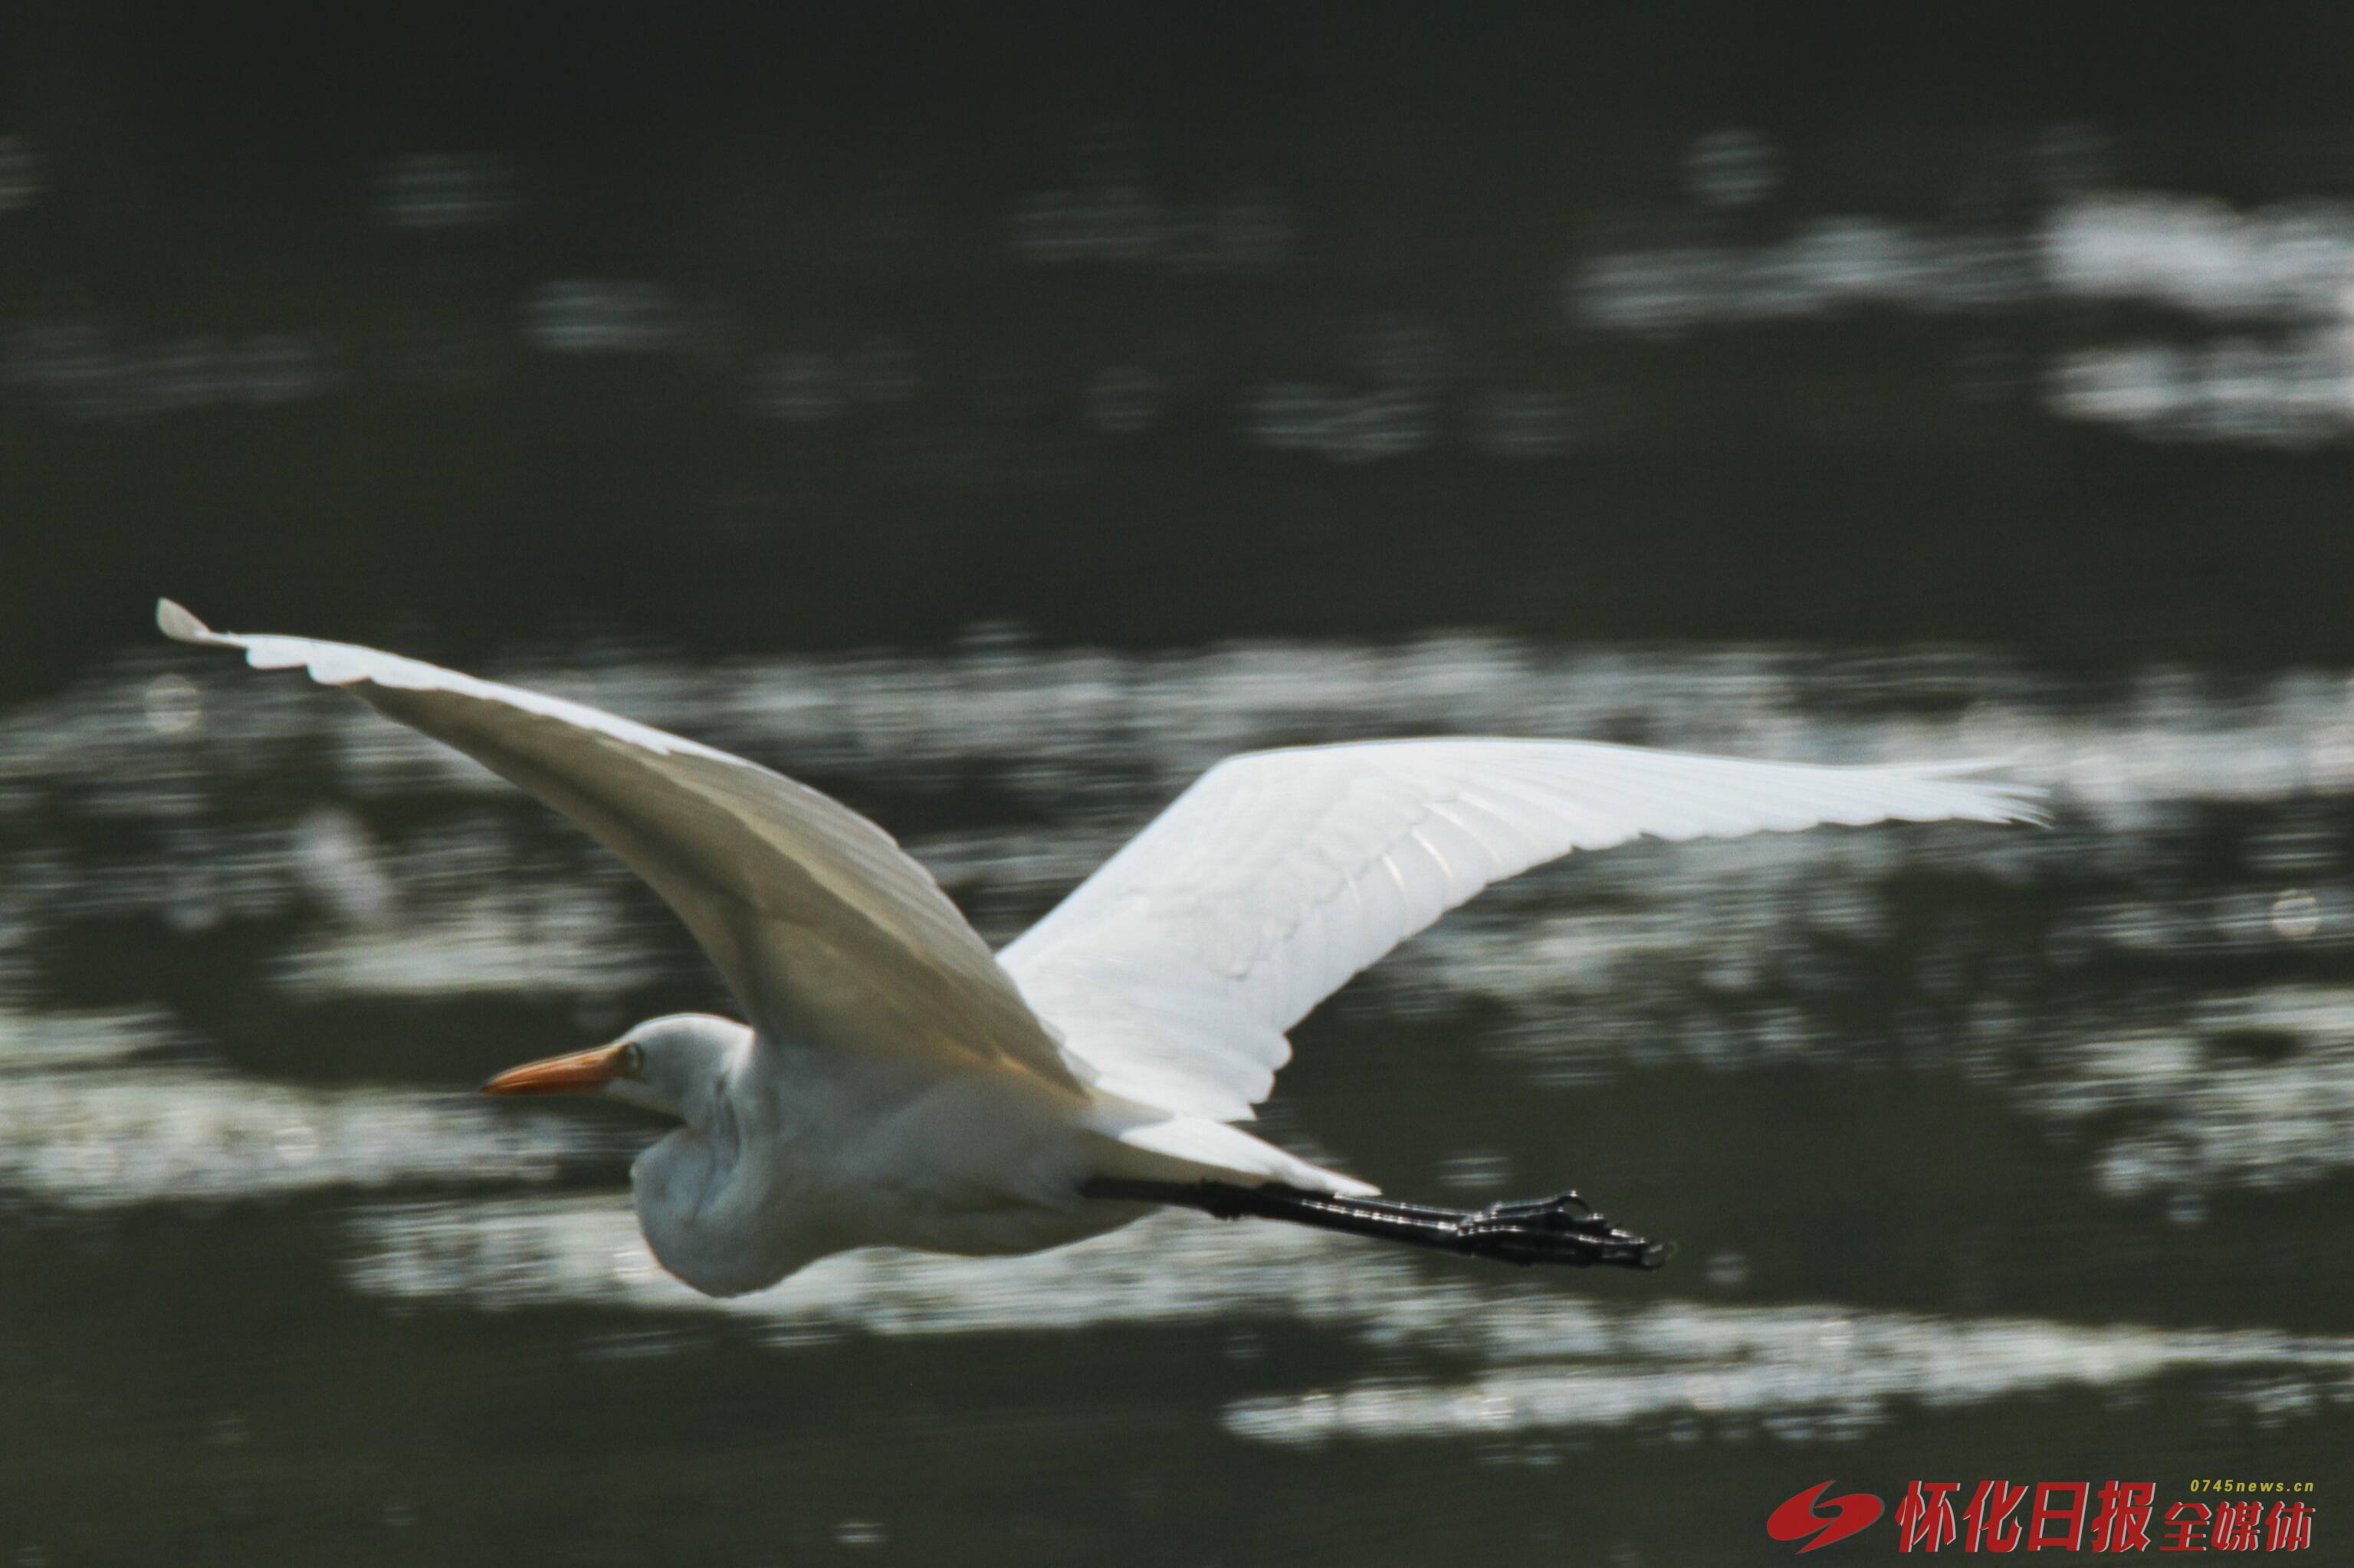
374 153 516 230
520 280 681 356
271 886 660 999
1222 1307 2354 1448
1006 184 1295 273
1570 186 2354 329
343 1195 2354 1445
2044 193 2354 321
1568 178 2354 448
0 1008 594 1209
2031 988 2354 1200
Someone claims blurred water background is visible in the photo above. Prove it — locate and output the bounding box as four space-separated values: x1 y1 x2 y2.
4 6 2352 1563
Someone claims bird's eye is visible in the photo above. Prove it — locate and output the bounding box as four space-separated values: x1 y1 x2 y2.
620 1042 646 1078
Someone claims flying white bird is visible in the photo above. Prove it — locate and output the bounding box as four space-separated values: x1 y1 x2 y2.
159 599 2040 1294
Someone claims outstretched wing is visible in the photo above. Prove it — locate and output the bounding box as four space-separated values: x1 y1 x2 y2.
1000 739 2042 1120
158 600 1082 1094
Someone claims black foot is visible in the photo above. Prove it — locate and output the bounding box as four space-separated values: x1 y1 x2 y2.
1079 1176 1673 1272
1453 1191 1673 1271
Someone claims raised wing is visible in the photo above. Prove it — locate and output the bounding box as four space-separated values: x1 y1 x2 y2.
1000 740 2042 1120
157 600 1082 1094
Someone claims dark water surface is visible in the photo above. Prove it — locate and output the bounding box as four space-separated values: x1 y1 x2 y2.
10 8 2354 688
3 642 2350 1562
6 6 2354 1563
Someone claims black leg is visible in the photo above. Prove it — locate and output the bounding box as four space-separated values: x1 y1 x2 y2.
1079 1177 1672 1271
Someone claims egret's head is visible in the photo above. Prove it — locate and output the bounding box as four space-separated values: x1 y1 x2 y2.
480 1012 747 1121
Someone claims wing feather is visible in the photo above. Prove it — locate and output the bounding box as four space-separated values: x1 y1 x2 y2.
158 600 1080 1093
1000 738 2042 1120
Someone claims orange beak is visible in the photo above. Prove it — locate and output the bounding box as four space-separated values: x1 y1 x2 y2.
480 1042 629 1097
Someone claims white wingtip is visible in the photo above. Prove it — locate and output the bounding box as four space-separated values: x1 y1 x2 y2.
1900 762 2053 828
156 598 223 645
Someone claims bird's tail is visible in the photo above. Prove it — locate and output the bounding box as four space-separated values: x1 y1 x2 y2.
1082 1103 1379 1196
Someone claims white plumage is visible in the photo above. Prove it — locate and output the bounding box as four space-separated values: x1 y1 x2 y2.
157 597 1079 1094
159 599 2041 1293
1003 740 2039 1120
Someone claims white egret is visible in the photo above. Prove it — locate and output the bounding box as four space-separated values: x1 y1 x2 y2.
159 599 2040 1294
